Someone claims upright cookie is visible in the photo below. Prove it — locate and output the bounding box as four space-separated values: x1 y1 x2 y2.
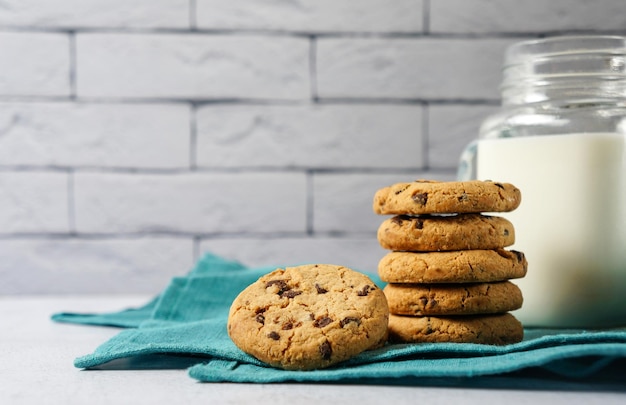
384 281 523 316
227 264 389 371
373 180 521 215
378 249 527 283
377 214 515 252
388 313 523 345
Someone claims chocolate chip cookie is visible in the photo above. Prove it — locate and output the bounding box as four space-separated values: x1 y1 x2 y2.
377 214 515 252
388 313 524 345
227 264 389 370
384 281 523 316
378 249 527 283
373 179 521 215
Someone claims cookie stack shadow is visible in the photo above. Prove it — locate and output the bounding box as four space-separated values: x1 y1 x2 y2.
373 180 528 345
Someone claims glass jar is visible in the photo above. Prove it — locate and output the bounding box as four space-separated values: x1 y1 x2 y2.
459 35 626 328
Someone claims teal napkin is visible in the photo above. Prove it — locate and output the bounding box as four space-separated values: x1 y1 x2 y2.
52 253 626 386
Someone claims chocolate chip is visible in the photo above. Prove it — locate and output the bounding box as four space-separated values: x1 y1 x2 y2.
281 289 302 299
391 216 404 226
419 297 429 307
415 218 424 229
266 279 302 298
513 250 525 262
265 279 289 294
313 316 333 328
315 284 328 294
412 192 428 206
458 193 468 202
265 279 285 288
282 322 293 330
267 331 280 340
319 340 332 360
357 285 371 297
340 317 360 327
494 182 504 189
503 229 510 236
255 314 265 324
395 185 411 195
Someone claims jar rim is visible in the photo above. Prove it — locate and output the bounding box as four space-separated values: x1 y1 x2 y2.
501 35 626 104
505 35 626 66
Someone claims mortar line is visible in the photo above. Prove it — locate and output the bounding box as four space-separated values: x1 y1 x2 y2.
189 0 197 30
0 25 564 39
189 103 198 170
309 36 319 103
192 236 201 262
306 170 314 236
68 31 77 99
67 169 76 234
422 102 430 170
423 0 430 34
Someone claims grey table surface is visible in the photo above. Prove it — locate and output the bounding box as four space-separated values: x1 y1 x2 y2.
1 295 624 405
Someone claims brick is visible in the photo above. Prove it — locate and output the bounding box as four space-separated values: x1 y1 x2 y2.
73 172 307 234
196 104 423 169
0 32 70 97
0 237 194 294
0 171 69 233
0 0 189 29
431 0 626 33
317 38 515 100
196 0 422 32
76 33 310 100
200 236 385 274
428 104 499 169
313 173 422 233
0 102 190 169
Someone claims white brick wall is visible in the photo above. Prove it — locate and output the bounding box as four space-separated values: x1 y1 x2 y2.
73 172 307 234
199 237 387 275
0 237 194 294
195 104 424 169
430 0 626 33
0 32 70 97
317 38 514 100
0 0 190 29
76 33 311 100
195 0 423 33
0 171 69 233
428 105 500 169
0 102 190 168
0 1 622 293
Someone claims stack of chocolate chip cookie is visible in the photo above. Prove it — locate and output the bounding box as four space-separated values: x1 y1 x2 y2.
373 180 527 345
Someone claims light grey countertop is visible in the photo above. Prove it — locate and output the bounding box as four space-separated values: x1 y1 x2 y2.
1 295 624 405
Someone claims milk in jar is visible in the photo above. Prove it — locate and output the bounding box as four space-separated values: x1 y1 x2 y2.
459 36 626 327
476 133 626 327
